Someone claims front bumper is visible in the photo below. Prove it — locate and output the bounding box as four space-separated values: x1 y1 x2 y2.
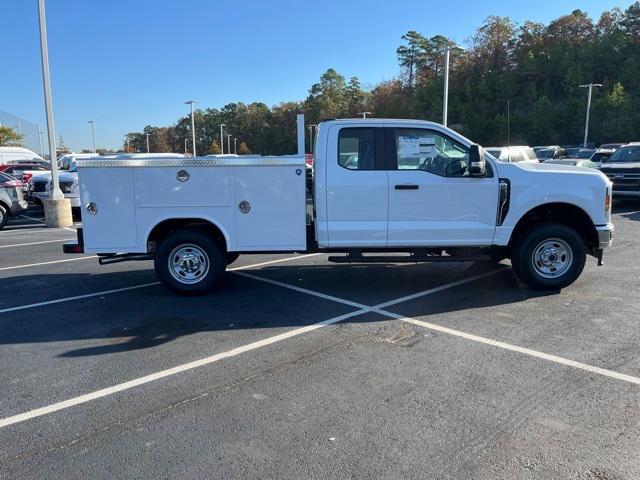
596 224 614 249
33 192 81 207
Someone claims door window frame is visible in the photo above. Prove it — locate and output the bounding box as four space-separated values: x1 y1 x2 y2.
336 127 387 171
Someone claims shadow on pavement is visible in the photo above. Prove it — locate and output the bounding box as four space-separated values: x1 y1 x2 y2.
0 261 557 357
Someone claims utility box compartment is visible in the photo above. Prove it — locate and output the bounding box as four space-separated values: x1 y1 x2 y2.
76 156 306 254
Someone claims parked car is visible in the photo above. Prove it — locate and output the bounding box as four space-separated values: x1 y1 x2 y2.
599 142 640 198
572 149 596 159
533 145 561 153
30 170 80 211
599 143 626 150
0 172 28 229
58 152 99 170
485 146 538 163
536 146 568 161
564 147 582 157
0 163 50 193
0 147 46 165
543 159 598 169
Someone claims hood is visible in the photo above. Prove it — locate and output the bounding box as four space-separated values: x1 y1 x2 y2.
513 161 605 176
30 172 78 182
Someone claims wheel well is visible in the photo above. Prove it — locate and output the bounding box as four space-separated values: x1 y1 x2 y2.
510 203 599 253
147 218 227 253
0 200 10 217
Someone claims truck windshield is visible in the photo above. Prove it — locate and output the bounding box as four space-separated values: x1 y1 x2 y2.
608 146 640 162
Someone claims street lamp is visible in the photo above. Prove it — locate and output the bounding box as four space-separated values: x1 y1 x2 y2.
37 0 71 227
234 137 238 154
579 84 602 148
440 45 466 127
145 133 150 153
227 134 232 155
185 100 198 156
37 126 45 157
219 124 225 154
358 112 371 119
88 120 96 153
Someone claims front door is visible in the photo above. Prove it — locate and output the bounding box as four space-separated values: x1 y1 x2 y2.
385 127 499 246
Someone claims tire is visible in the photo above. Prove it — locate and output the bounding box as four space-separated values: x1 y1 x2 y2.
226 252 240 265
154 228 226 294
511 223 586 290
0 204 8 230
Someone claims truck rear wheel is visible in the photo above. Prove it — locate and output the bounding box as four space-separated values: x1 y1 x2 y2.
511 223 586 290
154 228 226 294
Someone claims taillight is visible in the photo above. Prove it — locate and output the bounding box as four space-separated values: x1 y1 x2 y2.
23 173 33 183
605 187 611 214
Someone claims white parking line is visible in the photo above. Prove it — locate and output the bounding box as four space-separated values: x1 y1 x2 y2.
0 256 97 272
240 269 640 387
0 254 321 314
0 239 75 249
0 308 366 429
19 214 76 232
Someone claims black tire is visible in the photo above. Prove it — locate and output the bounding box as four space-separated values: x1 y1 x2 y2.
226 252 240 265
511 223 586 290
0 204 8 230
154 228 226 295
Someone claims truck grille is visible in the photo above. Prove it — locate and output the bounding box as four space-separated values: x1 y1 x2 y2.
60 181 73 193
32 181 47 192
604 172 640 192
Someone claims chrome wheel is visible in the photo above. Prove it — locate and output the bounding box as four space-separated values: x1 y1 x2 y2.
531 238 573 279
168 243 210 285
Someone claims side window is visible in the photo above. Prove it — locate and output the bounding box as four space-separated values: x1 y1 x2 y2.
338 128 376 170
393 129 470 177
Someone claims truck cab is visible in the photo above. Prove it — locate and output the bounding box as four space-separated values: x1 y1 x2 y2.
64 117 614 294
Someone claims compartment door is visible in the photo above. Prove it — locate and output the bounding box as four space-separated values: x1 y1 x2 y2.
79 167 138 251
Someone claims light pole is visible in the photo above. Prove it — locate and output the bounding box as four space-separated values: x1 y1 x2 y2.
219 124 225 154
185 100 198 156
357 112 371 119
234 137 238 154
37 126 45 157
440 46 465 127
38 0 71 226
145 133 150 153
227 134 232 155
580 83 602 148
88 120 96 153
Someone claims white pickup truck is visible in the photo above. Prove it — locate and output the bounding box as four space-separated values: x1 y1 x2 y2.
64 116 614 293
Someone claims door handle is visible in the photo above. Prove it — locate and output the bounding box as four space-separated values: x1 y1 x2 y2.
395 184 419 190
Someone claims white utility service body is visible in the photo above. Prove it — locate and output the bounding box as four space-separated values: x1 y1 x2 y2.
67 115 614 293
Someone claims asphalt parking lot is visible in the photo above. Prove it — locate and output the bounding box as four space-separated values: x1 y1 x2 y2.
1 203 640 479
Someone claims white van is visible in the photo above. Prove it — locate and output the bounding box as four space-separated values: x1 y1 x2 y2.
0 147 47 165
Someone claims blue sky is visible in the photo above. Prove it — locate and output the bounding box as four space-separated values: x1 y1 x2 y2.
1 0 632 151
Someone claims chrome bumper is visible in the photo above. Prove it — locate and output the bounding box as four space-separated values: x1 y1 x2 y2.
596 224 614 249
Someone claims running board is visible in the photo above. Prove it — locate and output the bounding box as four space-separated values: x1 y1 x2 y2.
327 254 493 264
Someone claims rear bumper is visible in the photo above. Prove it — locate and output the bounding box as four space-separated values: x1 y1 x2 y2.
596 224 614 249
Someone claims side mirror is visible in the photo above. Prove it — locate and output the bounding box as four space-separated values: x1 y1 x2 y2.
468 144 486 177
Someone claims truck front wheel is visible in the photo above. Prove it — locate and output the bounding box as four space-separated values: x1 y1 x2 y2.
154 228 226 294
511 223 586 290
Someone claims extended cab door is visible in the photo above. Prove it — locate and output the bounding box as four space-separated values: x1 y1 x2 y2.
385 126 499 246
323 125 388 247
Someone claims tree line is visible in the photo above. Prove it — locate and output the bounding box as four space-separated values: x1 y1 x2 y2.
125 3 640 154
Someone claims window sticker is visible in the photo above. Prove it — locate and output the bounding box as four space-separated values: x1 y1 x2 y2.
399 135 436 158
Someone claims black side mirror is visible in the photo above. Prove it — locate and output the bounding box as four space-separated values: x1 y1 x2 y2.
468 144 486 177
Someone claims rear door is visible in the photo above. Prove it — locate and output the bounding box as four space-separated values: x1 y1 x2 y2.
324 126 388 247
385 126 499 246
